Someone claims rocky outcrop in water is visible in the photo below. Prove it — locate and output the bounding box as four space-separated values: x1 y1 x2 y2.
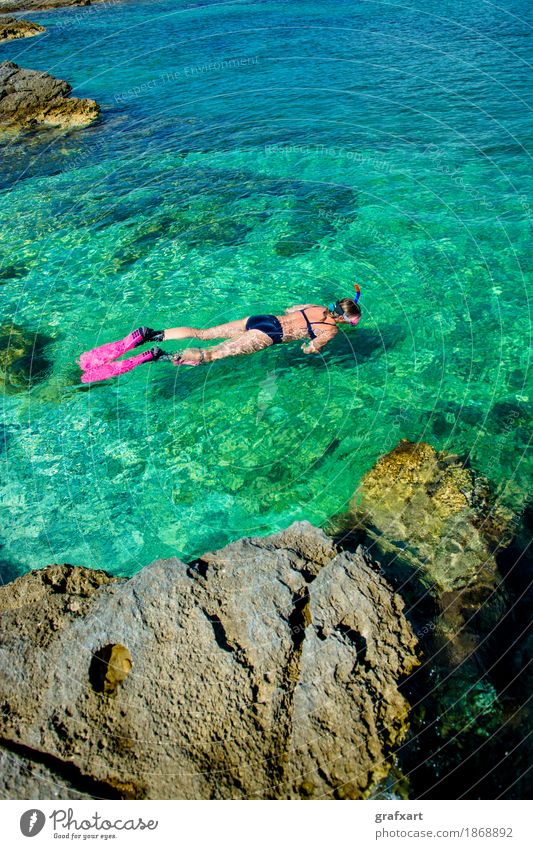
0 16 44 41
0 0 91 12
348 439 512 592
0 523 419 800
0 61 99 129
320 439 532 800
342 439 513 666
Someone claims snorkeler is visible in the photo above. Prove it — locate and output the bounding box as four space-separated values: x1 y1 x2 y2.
79 289 361 383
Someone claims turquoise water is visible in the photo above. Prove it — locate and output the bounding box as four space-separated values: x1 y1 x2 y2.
0 0 531 579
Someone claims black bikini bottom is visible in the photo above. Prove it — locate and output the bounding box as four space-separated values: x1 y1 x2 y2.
245 314 284 344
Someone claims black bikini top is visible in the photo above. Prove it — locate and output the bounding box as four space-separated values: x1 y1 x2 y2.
300 308 335 340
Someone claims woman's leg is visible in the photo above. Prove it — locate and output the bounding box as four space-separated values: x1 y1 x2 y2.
163 318 248 341
175 330 273 364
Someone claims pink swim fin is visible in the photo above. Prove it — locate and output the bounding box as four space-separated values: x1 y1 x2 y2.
79 326 163 371
80 347 167 383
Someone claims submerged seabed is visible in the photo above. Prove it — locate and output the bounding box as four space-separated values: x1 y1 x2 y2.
0 0 531 579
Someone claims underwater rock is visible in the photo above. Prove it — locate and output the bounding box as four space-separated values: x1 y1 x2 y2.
0 261 29 282
0 61 100 130
172 206 252 248
0 323 53 393
336 442 529 799
274 183 357 257
345 440 513 666
0 522 419 800
0 16 44 41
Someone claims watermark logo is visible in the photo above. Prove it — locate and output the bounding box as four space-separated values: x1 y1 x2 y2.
20 810 46 837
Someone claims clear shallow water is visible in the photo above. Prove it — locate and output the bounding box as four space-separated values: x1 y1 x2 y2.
0 0 531 579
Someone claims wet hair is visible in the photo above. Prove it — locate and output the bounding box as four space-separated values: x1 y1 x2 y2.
338 298 361 318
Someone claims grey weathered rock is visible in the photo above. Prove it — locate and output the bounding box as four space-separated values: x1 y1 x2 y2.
0 523 419 800
0 16 45 41
0 61 99 129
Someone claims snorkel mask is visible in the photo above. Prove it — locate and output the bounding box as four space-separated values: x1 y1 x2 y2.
328 284 361 326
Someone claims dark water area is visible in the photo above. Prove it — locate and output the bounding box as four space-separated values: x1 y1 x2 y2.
335 509 532 800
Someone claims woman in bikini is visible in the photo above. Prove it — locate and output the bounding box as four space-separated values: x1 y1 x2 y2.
79 295 361 382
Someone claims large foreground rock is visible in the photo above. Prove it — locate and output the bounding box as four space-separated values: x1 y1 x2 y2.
0 16 45 41
0 61 99 130
0 523 419 800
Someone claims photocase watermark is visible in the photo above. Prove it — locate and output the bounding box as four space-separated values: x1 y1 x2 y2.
414 619 437 638
19 807 159 839
423 143 498 212
381 404 410 453
114 57 259 103
317 207 356 226
20 809 46 837
62 135 112 174
114 72 180 104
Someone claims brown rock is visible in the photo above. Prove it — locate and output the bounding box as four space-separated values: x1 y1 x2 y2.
0 61 100 130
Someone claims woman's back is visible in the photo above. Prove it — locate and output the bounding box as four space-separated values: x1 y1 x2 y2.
278 305 335 341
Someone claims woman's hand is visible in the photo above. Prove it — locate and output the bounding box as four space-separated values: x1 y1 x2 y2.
302 328 337 354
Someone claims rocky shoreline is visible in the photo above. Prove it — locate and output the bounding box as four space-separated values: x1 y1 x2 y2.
0 0 96 12
0 439 529 800
0 61 100 129
0 15 45 40
0 0 105 132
